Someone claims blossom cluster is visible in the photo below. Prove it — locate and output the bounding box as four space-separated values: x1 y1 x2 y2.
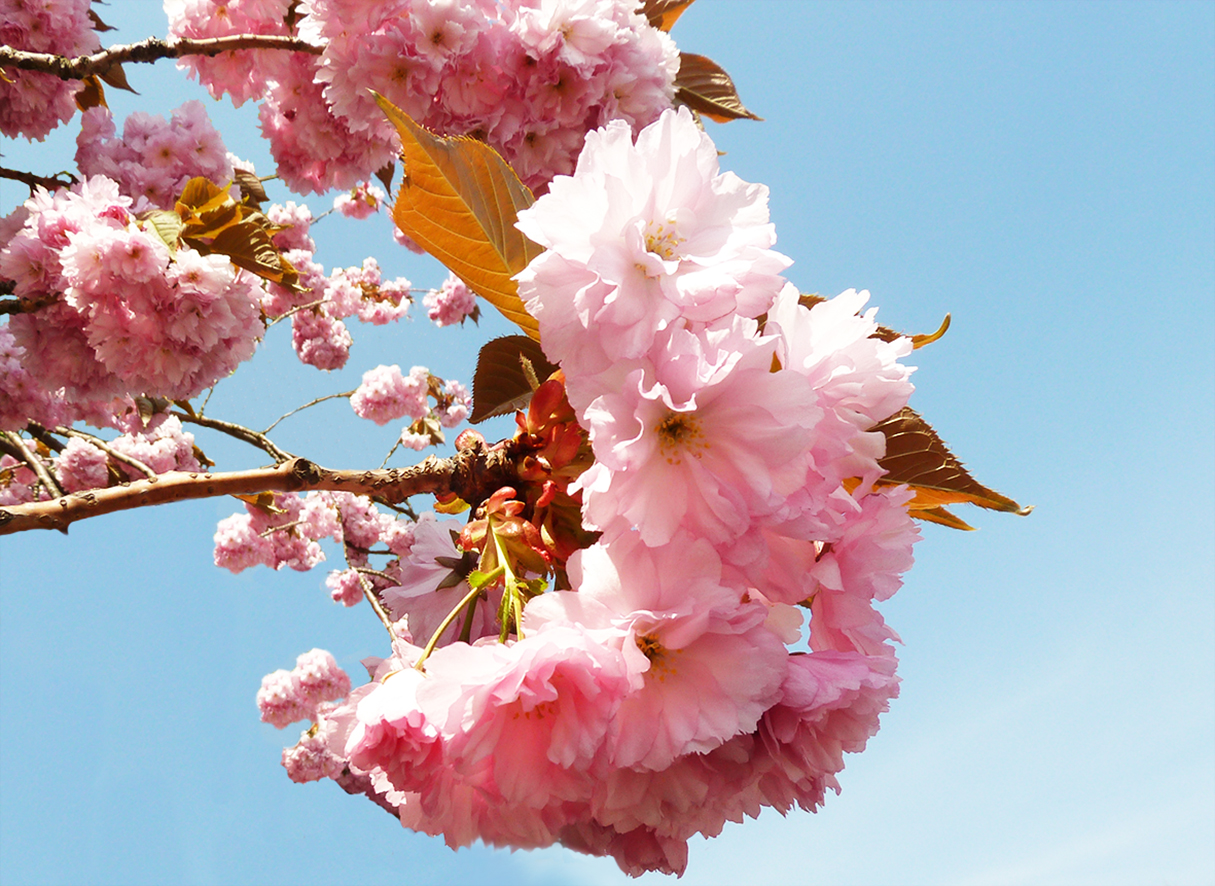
263 109 921 876
0 174 265 411
0 0 100 140
167 0 679 193
75 103 236 210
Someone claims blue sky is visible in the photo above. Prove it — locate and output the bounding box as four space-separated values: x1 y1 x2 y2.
2 2 1212 884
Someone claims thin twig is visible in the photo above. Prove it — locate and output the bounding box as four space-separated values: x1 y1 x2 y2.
1 430 64 500
378 439 402 469
265 298 328 328
262 391 355 435
0 34 323 81
355 567 398 583
169 409 295 463
50 426 158 480
354 563 398 638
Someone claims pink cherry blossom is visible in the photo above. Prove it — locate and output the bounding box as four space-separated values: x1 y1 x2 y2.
424 273 479 328
350 364 430 426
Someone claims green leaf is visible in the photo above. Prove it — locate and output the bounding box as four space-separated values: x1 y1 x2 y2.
375 93 543 339
140 210 184 257
470 335 559 423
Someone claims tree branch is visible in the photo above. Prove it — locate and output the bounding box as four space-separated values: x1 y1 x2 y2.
0 34 323 81
0 443 516 536
0 166 76 193
169 409 296 464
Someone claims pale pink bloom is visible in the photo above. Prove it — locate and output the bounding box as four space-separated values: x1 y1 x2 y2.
424 273 478 327
333 181 387 219
291 309 351 370
0 455 41 506
438 380 471 428
574 321 819 546
350 364 430 426
257 669 313 729
417 624 631 808
258 53 398 194
165 0 293 106
214 513 275 573
75 103 235 209
326 569 365 607
294 648 352 706
0 325 70 432
52 438 108 492
805 489 919 657
282 725 346 783
380 513 500 646
756 651 900 813
345 666 443 796
0 0 100 140
267 201 316 253
516 107 790 383
525 532 788 770
400 429 432 451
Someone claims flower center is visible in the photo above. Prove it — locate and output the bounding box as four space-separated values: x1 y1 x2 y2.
636 633 677 681
654 411 707 464
643 219 685 261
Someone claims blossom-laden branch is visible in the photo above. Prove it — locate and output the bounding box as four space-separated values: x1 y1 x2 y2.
0 34 323 82
0 443 516 536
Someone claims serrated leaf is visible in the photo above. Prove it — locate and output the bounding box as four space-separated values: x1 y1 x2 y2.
140 210 184 256
375 93 542 339
641 0 695 31
870 406 1032 518
98 63 137 95
471 335 559 423
675 53 761 122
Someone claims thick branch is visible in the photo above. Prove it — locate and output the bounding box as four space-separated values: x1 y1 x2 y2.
0 444 516 536
0 166 75 193
0 34 323 81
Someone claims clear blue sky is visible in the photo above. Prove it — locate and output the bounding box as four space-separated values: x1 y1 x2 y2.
2 2 1213 884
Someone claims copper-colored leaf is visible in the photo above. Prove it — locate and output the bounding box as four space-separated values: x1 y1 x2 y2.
871 406 1032 519
233 168 268 206
675 53 761 122
88 8 115 31
98 63 137 95
911 506 976 531
798 293 950 350
375 93 542 339
74 74 106 112
374 162 395 194
205 222 298 287
641 0 695 31
470 335 558 423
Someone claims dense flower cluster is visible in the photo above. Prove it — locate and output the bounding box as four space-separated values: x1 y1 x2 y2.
0 175 265 408
75 103 235 210
260 108 920 877
0 0 101 140
166 0 679 193
424 273 479 328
